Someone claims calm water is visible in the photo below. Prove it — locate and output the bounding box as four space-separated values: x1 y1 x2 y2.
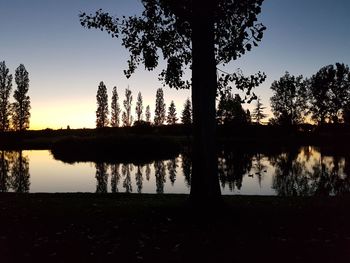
1 146 349 195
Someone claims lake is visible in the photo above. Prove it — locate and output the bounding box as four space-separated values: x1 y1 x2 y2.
1 146 349 195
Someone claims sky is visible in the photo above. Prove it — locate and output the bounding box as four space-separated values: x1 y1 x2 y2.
1 0 349 129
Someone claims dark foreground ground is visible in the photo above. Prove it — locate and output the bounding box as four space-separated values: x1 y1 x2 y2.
0 194 349 263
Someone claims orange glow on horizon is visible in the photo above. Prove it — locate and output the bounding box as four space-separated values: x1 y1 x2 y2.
30 100 96 130
29 95 190 130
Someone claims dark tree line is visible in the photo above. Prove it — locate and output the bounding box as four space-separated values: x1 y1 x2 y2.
270 63 350 126
0 61 31 131
95 83 192 128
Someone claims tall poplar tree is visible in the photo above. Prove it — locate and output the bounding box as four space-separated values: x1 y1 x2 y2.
110 86 121 127
145 105 151 123
154 88 166 125
167 100 178 124
12 64 31 131
0 61 12 131
181 98 192 125
96 81 109 128
122 87 133 127
135 91 143 122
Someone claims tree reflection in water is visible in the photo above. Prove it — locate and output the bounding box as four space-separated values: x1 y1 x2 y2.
181 153 192 187
135 165 143 193
270 149 310 196
251 153 267 187
110 164 120 193
167 157 178 186
122 163 132 193
0 151 10 192
154 161 166 194
9 151 30 193
218 148 252 192
309 155 350 196
0 147 348 195
88 148 350 195
145 163 151 181
271 147 350 196
95 163 108 193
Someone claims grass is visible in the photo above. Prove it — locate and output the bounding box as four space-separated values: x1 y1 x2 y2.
0 193 349 262
1 123 350 151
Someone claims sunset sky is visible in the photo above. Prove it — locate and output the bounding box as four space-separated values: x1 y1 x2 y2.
1 0 349 130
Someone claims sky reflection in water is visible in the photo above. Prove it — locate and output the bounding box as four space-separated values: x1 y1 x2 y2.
0 146 349 196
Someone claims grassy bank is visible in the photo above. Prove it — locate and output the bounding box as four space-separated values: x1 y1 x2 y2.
0 125 191 150
1 124 350 149
0 193 349 262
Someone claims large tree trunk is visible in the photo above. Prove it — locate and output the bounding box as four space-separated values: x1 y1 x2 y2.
190 2 221 204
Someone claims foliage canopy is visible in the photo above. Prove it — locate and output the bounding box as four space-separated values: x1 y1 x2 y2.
80 0 266 99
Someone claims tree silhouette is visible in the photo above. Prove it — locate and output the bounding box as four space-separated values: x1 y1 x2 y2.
145 105 151 123
135 91 144 122
80 0 266 201
110 86 121 127
344 107 350 125
326 63 350 123
154 88 166 125
12 64 31 131
216 92 247 125
308 63 350 124
246 109 252 124
181 98 192 125
270 72 307 126
252 97 267 124
166 100 178 125
217 91 230 124
122 87 133 127
96 81 109 128
0 61 12 131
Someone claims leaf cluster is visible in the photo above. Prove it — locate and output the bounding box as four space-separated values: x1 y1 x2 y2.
218 69 266 103
79 0 266 93
96 81 109 128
